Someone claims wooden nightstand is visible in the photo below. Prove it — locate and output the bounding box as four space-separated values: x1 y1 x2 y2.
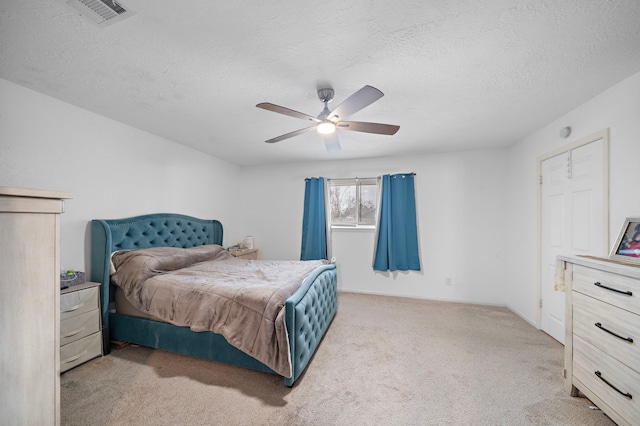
231 248 258 260
60 281 103 373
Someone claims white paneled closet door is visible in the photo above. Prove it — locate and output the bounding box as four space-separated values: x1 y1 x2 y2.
540 138 605 343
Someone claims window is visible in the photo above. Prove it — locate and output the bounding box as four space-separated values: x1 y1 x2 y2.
328 178 379 227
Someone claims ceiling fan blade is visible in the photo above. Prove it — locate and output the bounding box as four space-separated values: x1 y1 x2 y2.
322 133 341 152
327 85 384 121
336 121 400 135
265 126 316 144
256 102 321 123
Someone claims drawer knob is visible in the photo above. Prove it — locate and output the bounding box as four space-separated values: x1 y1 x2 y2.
594 282 633 296
594 371 632 399
594 322 633 343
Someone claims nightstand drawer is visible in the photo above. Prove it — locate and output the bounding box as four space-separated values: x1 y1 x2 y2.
60 309 100 346
61 286 99 320
60 331 102 373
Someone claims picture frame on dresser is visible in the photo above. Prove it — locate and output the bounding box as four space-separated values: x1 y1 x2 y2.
609 217 640 265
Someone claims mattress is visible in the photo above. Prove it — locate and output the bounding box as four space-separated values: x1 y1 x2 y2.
115 286 159 320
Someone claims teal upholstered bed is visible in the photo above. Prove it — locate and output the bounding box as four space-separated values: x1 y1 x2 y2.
90 213 337 386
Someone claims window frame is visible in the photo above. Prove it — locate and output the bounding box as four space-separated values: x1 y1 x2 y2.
327 177 379 230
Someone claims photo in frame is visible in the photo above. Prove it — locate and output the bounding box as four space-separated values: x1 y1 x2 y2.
609 217 640 265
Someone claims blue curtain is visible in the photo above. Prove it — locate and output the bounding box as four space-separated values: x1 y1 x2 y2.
373 173 420 271
300 177 327 260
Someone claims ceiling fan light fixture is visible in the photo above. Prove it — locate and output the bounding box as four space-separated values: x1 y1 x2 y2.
256 85 400 150
317 121 336 135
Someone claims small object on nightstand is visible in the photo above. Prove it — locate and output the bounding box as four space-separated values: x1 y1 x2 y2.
231 248 258 260
243 236 254 249
60 269 85 289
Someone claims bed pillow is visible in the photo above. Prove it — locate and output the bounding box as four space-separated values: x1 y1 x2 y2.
110 245 230 289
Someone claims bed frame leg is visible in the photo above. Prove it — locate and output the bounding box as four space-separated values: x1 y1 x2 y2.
102 326 110 355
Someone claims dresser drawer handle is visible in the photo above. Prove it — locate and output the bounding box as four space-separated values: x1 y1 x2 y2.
62 327 85 338
62 350 87 364
594 371 632 399
594 282 632 296
62 303 84 313
594 322 633 343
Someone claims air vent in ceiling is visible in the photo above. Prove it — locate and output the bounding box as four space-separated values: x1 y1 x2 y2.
59 0 135 27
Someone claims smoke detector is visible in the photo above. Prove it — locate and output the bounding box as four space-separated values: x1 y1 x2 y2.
57 0 135 27
559 126 572 138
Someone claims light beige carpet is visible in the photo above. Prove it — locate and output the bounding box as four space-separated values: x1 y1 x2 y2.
61 292 614 425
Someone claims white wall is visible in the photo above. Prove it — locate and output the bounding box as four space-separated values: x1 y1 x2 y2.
0 78 242 276
239 149 510 305
3 68 638 318
506 71 640 324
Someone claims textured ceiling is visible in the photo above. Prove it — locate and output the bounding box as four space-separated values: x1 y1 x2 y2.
1 0 640 166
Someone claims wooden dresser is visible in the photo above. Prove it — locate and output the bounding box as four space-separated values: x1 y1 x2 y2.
560 254 640 426
0 186 71 426
60 282 103 373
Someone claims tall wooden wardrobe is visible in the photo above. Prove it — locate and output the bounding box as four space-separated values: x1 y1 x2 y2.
0 187 71 426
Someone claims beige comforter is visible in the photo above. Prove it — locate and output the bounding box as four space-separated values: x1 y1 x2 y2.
110 245 328 377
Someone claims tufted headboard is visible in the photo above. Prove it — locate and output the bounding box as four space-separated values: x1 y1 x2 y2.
90 213 223 350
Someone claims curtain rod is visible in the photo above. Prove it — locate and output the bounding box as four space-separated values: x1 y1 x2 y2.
326 177 378 181
327 173 416 181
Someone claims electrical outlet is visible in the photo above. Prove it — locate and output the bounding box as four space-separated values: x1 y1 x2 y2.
445 277 452 286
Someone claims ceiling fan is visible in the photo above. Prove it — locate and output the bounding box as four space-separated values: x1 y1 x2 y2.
256 85 400 152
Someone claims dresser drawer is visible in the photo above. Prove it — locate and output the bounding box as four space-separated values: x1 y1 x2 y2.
60 308 100 346
573 265 639 314
61 286 99 320
60 331 102 373
573 336 640 423
573 291 639 373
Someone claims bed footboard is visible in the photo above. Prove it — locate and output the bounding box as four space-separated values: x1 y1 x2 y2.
285 264 338 387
